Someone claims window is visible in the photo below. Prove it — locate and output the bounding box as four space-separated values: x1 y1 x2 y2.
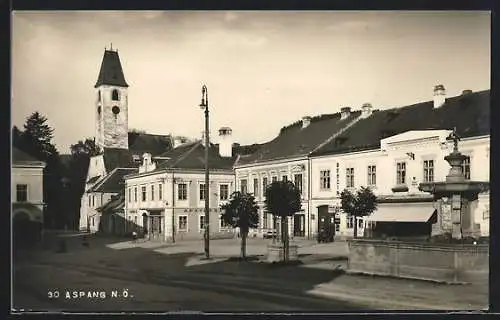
320 170 331 190
88 195 91 206
263 211 269 229
98 90 101 101
483 205 489 220
262 177 268 195
347 216 354 229
178 184 187 201
112 89 120 101
151 185 155 201
92 195 95 207
423 160 434 183
128 188 131 203
200 183 206 201
134 216 137 225
158 184 163 201
396 162 407 185
358 218 364 229
346 168 355 188
272 176 278 183
16 184 28 202
253 178 259 197
91 217 95 226
282 175 288 182
141 186 147 202
134 187 138 202
220 214 230 229
294 174 303 195
335 223 340 232
199 215 206 230
367 165 376 186
220 184 229 200
178 216 187 231
240 179 248 193
461 156 471 180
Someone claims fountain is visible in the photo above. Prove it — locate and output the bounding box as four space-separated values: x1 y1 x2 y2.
418 128 489 240
346 128 489 284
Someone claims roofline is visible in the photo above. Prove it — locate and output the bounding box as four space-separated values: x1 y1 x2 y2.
89 167 137 193
310 133 490 158
234 155 308 169
124 167 235 180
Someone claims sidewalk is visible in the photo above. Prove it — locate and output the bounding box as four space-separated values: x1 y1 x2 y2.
307 273 489 310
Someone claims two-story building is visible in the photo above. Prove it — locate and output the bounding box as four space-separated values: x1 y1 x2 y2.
234 106 372 239
12 147 46 245
124 127 250 242
310 86 490 239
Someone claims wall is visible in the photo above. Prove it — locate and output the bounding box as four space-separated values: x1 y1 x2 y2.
96 85 129 149
12 165 45 221
235 157 310 237
310 133 490 239
348 239 489 284
12 166 44 205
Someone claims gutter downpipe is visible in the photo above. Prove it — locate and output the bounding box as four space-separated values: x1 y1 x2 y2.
308 153 312 240
171 170 176 244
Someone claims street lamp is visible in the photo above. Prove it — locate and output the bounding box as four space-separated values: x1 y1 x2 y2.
199 84 210 259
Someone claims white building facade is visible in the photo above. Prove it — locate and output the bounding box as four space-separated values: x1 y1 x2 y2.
311 130 490 239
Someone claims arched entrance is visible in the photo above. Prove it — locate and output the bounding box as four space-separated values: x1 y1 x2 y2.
13 211 38 249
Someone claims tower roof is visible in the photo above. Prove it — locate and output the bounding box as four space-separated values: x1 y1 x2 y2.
94 49 129 88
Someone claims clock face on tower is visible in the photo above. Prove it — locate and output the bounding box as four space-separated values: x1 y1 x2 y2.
112 106 120 115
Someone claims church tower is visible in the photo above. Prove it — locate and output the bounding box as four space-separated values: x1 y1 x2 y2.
94 47 129 149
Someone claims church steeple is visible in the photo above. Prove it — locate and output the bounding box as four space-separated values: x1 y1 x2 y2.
94 46 129 150
94 47 129 88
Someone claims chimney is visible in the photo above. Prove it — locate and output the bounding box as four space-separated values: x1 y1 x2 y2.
301 116 311 129
218 127 233 157
361 103 373 119
340 107 351 120
462 89 473 95
433 84 446 108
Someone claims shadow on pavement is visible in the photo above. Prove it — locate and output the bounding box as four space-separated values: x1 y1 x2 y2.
13 238 363 312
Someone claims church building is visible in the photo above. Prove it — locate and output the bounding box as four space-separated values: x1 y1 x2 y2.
79 48 187 232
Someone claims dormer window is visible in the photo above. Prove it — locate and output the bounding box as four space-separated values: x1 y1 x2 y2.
112 89 120 101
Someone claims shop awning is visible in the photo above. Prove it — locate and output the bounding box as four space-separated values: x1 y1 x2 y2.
366 203 436 223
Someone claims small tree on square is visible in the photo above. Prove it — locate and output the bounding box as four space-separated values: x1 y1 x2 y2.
340 187 377 239
220 191 259 259
264 180 302 262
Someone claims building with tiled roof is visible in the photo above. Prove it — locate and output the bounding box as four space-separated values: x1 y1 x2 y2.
12 147 46 244
234 106 366 239
122 127 248 242
309 86 490 240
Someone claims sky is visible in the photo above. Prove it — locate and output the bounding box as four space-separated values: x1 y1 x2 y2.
12 11 491 154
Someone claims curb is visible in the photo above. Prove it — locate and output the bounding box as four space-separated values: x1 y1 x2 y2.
307 289 486 310
345 270 470 285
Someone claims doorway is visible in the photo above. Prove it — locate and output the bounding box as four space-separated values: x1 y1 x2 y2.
293 213 305 237
317 205 335 242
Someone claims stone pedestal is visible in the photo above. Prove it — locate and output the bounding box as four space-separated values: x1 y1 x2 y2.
266 244 298 263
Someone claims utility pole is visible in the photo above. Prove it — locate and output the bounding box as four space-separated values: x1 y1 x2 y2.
199 84 210 259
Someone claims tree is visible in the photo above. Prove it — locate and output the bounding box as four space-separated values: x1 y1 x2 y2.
340 187 377 239
22 112 57 161
220 191 259 259
70 138 102 157
264 180 302 262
